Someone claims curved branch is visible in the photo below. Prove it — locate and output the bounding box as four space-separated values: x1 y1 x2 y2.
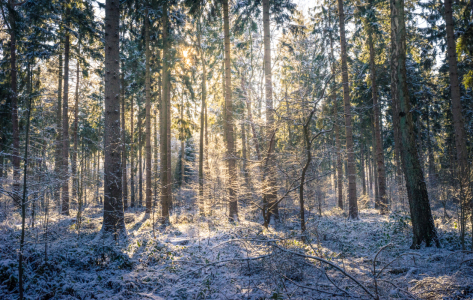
273 243 376 299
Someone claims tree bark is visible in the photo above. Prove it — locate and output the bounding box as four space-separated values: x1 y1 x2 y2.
389 7 405 210
121 71 128 209
130 95 135 208
102 0 126 238
367 147 374 194
373 137 379 209
0 136 3 180
62 25 70 215
155 57 161 209
204 92 209 193
198 18 206 214
426 105 436 188
180 95 185 187
72 39 80 203
241 113 250 187
138 99 143 207
337 0 358 218
300 120 314 236
368 30 388 214
18 70 33 300
361 144 366 196
390 0 439 248
243 76 261 162
145 7 152 213
161 1 172 222
55 48 63 206
154 109 158 207
329 22 343 210
8 0 20 206
444 0 470 250
262 0 278 223
223 0 238 221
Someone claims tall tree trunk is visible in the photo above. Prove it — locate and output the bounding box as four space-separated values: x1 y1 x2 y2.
102 0 125 238
361 144 366 196
55 48 63 206
389 10 405 211
145 7 152 214
335 101 343 210
130 96 135 208
367 147 374 194
161 1 172 222
72 40 80 203
62 26 70 215
154 109 158 207
285 83 293 144
94 152 97 202
373 142 379 209
180 95 185 187
368 30 388 214
0 136 3 180
222 60 227 145
243 75 261 161
262 0 278 223
338 0 358 219
426 105 436 187
139 114 142 207
444 0 470 250
9 0 20 206
300 120 314 237
241 113 250 187
393 104 404 207
198 19 206 214
223 0 238 221
329 9 343 210
204 92 210 204
121 72 128 209
390 0 439 248
18 72 33 300
155 58 161 209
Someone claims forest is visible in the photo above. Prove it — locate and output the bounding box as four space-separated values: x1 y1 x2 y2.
0 0 473 299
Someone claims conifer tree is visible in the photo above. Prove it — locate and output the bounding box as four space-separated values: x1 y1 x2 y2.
102 0 126 238
390 0 439 248
337 0 358 219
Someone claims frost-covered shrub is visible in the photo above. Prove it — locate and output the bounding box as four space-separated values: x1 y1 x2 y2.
92 245 133 270
0 259 17 291
389 213 411 235
440 230 466 250
266 241 306 282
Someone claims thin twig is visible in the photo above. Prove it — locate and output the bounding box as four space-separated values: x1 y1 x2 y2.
377 279 417 299
376 252 421 278
443 250 473 271
177 254 271 278
272 243 376 299
276 270 346 296
373 243 393 299
323 268 354 297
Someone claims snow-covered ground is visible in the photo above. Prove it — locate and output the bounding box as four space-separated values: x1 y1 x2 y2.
0 206 472 299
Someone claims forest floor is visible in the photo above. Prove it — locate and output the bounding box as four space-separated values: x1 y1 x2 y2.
0 200 472 299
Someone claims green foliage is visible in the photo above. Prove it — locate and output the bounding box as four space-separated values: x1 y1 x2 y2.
269 292 284 300
463 70 473 89
389 213 411 234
